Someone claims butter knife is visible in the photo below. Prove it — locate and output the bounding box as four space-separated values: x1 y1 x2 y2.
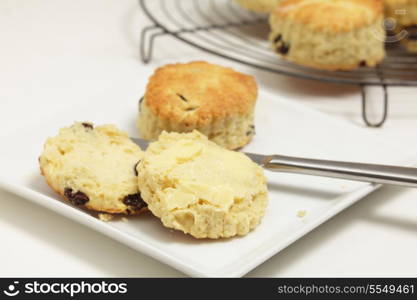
132 137 417 188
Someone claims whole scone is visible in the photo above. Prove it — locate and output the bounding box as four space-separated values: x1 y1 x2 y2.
233 0 282 13
269 0 386 70
39 122 147 214
137 61 258 150
137 131 268 239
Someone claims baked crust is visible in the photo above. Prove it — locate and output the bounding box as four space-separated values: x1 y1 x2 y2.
138 61 258 149
143 61 257 127
233 0 283 13
272 0 383 33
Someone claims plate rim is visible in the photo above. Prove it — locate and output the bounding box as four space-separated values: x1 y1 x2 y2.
0 178 380 277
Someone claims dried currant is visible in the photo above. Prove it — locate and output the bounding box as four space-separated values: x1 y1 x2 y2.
359 60 367 67
64 188 89 206
134 161 140 176
82 123 94 130
123 193 147 211
177 93 188 102
277 43 290 55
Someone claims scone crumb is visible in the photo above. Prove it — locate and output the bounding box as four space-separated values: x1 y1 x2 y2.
297 210 307 218
121 217 129 223
98 213 114 222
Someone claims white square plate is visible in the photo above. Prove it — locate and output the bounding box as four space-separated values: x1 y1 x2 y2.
1 91 416 277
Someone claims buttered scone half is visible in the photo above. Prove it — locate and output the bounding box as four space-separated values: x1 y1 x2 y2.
137 61 258 150
39 122 147 214
233 0 282 13
137 131 268 239
269 0 386 70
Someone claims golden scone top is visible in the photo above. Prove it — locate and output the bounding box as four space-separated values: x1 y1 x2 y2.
272 0 383 32
143 61 258 127
137 130 268 239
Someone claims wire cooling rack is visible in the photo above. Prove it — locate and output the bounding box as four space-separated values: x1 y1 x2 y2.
139 0 417 127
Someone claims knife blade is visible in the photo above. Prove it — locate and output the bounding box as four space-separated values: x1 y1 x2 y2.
130 137 417 188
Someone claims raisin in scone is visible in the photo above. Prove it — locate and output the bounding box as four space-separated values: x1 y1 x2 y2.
233 0 282 13
137 61 258 150
137 131 268 239
39 122 147 214
269 0 386 70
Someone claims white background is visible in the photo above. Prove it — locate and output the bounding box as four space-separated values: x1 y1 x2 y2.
1 0 417 277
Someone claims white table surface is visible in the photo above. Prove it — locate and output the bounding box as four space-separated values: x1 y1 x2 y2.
1 0 417 277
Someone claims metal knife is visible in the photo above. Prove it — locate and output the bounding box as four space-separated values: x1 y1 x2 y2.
132 137 417 188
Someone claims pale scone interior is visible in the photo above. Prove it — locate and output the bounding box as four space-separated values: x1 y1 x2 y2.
137 130 268 239
39 122 146 214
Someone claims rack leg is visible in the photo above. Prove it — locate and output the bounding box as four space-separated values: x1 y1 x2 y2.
140 25 166 63
361 84 389 128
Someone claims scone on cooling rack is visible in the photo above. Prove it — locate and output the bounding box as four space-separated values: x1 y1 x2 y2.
384 0 417 53
233 0 282 13
39 122 147 215
269 0 386 70
137 61 258 150
384 0 417 27
137 131 268 239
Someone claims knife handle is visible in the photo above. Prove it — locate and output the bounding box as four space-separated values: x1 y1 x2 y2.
263 155 417 188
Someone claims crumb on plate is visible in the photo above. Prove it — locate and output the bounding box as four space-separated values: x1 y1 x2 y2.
98 213 114 222
297 210 307 218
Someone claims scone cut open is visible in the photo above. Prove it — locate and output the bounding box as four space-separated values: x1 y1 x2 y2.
39 122 147 215
137 130 269 239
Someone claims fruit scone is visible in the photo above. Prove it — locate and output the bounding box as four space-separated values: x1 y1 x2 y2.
39 122 147 214
269 0 386 70
233 0 283 13
384 0 417 52
137 61 258 150
137 131 268 239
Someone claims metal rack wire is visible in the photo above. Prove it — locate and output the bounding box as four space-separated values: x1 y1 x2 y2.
139 0 417 127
